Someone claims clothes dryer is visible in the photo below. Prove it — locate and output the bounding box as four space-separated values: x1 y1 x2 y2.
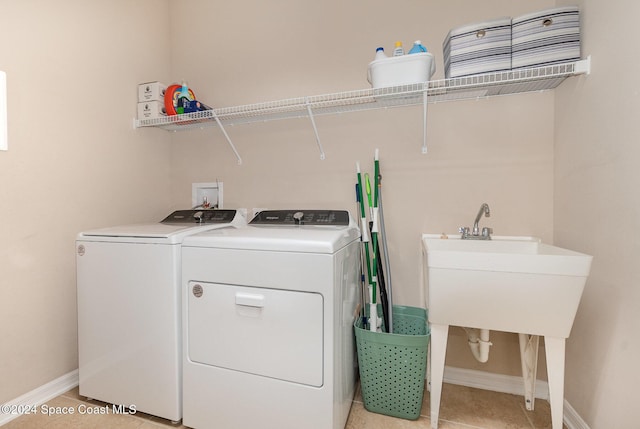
181 210 361 429
76 209 245 422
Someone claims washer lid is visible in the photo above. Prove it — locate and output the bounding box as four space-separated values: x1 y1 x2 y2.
77 210 245 244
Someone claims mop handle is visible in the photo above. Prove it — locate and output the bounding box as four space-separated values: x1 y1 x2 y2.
365 173 378 301
372 152 380 235
364 173 373 216
378 185 393 333
356 164 373 285
374 149 380 207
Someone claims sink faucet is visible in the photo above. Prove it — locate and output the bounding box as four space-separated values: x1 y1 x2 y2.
459 203 492 240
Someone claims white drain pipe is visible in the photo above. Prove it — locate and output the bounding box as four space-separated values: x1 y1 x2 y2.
464 328 493 363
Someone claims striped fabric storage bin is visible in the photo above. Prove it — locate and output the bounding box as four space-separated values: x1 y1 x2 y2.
512 6 580 69
443 17 512 78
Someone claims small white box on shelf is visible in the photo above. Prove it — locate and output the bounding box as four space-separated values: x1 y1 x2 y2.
138 81 167 102
443 17 512 78
137 101 166 119
512 6 580 70
367 52 436 89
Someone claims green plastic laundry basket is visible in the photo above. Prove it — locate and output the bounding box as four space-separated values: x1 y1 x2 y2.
354 305 430 420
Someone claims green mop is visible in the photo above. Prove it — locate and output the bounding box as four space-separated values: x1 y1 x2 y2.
356 161 378 332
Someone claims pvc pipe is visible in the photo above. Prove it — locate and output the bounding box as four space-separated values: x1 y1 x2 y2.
465 328 492 363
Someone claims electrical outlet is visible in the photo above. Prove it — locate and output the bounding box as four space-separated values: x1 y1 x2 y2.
192 182 223 209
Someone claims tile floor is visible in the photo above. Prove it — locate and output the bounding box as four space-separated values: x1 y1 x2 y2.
3 382 564 429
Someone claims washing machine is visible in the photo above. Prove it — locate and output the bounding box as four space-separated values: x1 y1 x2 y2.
181 209 361 429
76 209 245 422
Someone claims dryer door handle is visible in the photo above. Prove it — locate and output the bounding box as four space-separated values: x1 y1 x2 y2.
235 293 265 308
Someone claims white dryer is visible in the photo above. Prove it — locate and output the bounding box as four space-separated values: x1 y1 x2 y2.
76 209 245 422
181 209 361 429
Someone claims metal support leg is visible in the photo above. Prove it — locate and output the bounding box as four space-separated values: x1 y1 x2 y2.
545 336 566 429
429 324 449 429
519 334 540 411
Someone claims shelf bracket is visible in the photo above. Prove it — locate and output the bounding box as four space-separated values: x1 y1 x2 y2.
575 55 591 75
211 109 242 165
422 83 428 154
305 97 326 160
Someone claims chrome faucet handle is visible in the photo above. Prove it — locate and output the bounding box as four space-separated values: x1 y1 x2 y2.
459 227 470 237
482 227 493 238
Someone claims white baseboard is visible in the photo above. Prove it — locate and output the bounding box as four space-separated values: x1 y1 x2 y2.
443 365 550 399
441 366 590 429
563 399 591 429
0 369 79 426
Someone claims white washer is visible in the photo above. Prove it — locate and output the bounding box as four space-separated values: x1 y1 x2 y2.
76 209 245 422
181 209 361 429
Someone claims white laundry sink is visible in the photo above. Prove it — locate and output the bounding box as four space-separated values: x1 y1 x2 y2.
422 234 592 338
422 233 592 429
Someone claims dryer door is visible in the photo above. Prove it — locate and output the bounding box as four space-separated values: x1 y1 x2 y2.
187 281 324 387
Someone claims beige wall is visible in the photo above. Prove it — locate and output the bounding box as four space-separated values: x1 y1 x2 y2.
0 1 172 403
168 0 555 375
555 0 639 427
3 1 635 428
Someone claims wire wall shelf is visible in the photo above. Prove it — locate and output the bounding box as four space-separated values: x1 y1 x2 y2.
134 58 590 162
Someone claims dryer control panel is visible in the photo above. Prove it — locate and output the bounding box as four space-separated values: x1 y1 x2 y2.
161 209 237 224
250 210 349 226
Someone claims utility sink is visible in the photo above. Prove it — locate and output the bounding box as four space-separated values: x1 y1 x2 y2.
422 234 592 338
422 233 593 429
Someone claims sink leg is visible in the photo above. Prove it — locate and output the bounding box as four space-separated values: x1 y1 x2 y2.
544 336 566 429
429 324 449 429
518 334 540 411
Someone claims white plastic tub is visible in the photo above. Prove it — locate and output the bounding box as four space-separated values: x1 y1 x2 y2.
367 52 436 89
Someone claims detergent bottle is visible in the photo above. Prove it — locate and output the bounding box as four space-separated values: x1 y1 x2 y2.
392 41 404 56
176 81 195 114
408 40 427 54
179 81 193 101
374 47 388 60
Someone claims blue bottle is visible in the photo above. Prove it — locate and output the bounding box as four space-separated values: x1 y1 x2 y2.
408 40 427 54
179 81 193 101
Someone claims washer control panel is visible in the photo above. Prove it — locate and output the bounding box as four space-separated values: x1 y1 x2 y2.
250 210 349 226
161 209 237 224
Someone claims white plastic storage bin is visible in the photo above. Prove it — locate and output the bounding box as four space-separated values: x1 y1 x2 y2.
443 17 511 78
137 101 166 119
137 81 167 102
367 52 436 89
512 6 580 70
